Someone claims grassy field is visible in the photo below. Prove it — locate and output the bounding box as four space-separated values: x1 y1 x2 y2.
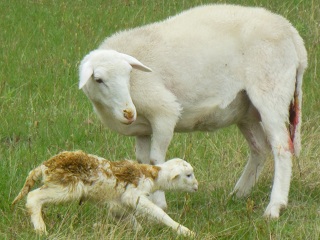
1 0 319 239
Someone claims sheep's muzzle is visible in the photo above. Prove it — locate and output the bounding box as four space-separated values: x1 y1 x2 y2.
123 109 135 124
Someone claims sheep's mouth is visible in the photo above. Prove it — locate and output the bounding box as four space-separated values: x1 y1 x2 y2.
120 119 135 125
123 121 134 125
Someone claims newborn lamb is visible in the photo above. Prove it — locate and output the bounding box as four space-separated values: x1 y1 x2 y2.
12 150 198 236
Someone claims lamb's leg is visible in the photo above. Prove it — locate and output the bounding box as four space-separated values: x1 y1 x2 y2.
126 195 195 237
147 191 167 210
26 189 47 235
233 108 270 197
109 203 142 231
26 186 75 234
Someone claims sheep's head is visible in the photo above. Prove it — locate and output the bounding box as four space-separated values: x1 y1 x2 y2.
79 49 152 125
159 158 198 192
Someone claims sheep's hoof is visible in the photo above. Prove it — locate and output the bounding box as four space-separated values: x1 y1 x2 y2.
263 209 280 219
264 202 286 219
230 187 251 199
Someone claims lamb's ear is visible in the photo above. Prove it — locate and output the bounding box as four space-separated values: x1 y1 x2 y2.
120 53 152 72
170 169 181 180
79 61 93 89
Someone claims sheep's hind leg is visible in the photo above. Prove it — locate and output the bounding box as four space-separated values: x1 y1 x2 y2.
263 122 293 219
247 89 293 218
233 110 270 197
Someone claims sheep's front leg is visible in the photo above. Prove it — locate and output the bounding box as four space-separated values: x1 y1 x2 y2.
149 117 176 210
149 128 173 166
136 135 167 209
136 135 151 164
125 194 195 237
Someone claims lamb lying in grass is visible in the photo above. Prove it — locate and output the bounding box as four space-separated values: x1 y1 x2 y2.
12 150 198 236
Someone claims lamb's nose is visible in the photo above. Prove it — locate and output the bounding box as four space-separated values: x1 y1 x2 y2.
194 181 198 191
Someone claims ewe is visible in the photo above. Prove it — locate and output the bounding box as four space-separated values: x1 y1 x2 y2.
12 151 198 236
79 4 307 218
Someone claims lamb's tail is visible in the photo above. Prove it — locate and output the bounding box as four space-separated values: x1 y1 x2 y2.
288 26 307 157
11 166 43 206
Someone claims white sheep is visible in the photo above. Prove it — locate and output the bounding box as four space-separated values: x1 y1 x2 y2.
12 150 198 236
79 4 307 218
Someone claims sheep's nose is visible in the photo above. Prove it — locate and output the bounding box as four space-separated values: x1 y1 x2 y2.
123 109 135 122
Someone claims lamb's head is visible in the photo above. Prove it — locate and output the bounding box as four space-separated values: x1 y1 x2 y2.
79 49 152 125
157 158 198 192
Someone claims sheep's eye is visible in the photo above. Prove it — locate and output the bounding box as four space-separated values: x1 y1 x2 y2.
186 174 192 178
95 78 104 84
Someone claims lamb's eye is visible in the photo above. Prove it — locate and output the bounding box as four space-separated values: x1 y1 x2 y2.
186 174 192 178
95 78 103 84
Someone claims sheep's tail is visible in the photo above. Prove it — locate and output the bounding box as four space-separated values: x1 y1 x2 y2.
289 73 301 156
289 63 306 157
11 166 43 206
288 26 307 157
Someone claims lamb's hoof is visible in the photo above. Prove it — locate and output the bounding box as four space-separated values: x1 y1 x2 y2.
187 230 196 238
35 228 48 236
177 226 196 237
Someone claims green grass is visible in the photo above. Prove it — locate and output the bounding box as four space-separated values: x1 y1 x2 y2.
1 0 319 239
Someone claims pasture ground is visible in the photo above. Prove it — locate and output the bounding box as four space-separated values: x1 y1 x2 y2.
1 0 319 239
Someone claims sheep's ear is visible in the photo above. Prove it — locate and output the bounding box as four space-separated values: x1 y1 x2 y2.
79 61 93 89
120 53 152 72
